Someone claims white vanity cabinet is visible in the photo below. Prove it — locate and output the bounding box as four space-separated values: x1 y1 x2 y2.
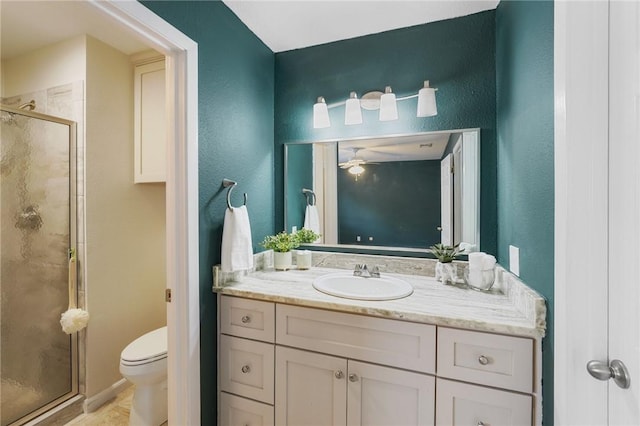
217 294 538 426
218 297 275 426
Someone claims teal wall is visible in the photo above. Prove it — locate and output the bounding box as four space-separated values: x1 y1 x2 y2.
496 1 554 424
274 11 497 255
140 2 275 424
337 160 441 247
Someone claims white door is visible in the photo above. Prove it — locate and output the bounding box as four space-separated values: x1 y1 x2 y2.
440 154 453 245
555 1 640 424
606 1 640 423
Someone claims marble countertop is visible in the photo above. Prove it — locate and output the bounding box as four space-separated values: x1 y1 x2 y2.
214 263 546 338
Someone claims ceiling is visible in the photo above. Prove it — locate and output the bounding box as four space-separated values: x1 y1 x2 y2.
222 0 499 52
1 1 151 60
339 132 451 163
1 1 499 60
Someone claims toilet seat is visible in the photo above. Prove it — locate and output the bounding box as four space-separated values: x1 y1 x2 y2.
121 326 167 366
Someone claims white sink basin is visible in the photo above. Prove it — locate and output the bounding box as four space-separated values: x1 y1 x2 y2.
312 272 413 301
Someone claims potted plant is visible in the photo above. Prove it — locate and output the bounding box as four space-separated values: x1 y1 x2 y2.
294 228 321 270
295 228 321 244
261 231 300 270
429 243 461 284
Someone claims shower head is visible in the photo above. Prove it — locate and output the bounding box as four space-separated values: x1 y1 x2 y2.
18 100 36 111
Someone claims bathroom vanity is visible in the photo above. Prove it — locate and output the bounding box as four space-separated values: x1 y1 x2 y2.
215 253 546 426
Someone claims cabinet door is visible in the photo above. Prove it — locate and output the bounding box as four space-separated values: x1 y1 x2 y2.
436 379 532 426
347 361 435 426
275 346 347 426
134 59 166 183
220 392 273 426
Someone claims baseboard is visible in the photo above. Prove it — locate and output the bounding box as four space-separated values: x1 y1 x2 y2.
83 378 131 413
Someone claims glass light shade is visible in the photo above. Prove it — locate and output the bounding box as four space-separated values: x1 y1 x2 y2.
348 165 365 175
417 81 437 117
379 86 398 121
344 92 363 125
313 97 330 128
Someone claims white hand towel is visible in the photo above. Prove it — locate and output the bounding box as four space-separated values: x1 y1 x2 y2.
303 205 321 236
221 205 254 272
482 254 497 270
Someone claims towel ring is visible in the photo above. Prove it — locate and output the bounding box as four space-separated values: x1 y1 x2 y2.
302 188 316 206
222 178 247 210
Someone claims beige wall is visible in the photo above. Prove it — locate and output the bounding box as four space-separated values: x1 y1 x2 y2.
1 36 86 97
84 36 166 398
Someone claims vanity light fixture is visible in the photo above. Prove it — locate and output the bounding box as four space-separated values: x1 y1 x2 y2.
417 81 438 117
379 86 398 121
313 97 331 128
344 92 363 125
312 80 437 129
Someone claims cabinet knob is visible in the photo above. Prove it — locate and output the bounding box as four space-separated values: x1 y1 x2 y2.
241 365 251 374
241 315 251 324
335 370 344 379
478 355 490 365
477 422 485 426
348 373 359 382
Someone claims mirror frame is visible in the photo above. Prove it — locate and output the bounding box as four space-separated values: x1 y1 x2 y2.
284 128 480 257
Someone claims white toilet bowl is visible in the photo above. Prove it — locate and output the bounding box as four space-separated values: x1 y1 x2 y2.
120 326 167 426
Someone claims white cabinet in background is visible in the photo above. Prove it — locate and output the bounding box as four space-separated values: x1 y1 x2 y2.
133 58 166 183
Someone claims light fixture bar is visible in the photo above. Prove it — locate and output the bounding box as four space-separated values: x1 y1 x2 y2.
312 79 437 128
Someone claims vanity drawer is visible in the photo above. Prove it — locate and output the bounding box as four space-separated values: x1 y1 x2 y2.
276 304 436 374
435 378 532 426
437 327 533 393
219 335 275 404
220 392 274 426
221 295 275 342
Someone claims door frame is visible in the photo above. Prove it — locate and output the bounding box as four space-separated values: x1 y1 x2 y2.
88 1 200 424
554 1 610 424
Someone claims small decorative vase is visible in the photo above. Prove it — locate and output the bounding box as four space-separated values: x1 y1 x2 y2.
296 250 312 270
435 261 457 285
274 251 292 271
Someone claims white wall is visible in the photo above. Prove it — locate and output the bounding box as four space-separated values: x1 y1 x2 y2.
84 35 166 399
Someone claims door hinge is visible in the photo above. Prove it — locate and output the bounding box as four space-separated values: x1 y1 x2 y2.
165 288 172 303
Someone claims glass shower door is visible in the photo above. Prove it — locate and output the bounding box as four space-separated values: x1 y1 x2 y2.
0 106 77 426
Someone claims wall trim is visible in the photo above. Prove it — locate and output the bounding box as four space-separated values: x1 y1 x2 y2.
87 1 201 424
83 379 131 413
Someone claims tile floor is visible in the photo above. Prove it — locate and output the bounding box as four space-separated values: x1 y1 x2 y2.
64 387 132 426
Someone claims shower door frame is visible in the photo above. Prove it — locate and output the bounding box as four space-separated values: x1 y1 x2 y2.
1 105 78 426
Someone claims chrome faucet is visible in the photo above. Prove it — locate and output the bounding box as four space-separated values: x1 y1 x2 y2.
353 264 381 278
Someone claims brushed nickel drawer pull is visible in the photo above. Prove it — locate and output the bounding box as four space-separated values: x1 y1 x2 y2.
241 365 251 374
335 370 344 379
478 355 490 365
241 315 251 324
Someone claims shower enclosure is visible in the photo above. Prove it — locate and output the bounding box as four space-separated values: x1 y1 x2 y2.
0 105 77 426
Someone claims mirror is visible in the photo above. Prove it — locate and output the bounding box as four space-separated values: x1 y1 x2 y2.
284 129 480 253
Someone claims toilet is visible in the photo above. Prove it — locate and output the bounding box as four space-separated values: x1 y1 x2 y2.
120 326 168 426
